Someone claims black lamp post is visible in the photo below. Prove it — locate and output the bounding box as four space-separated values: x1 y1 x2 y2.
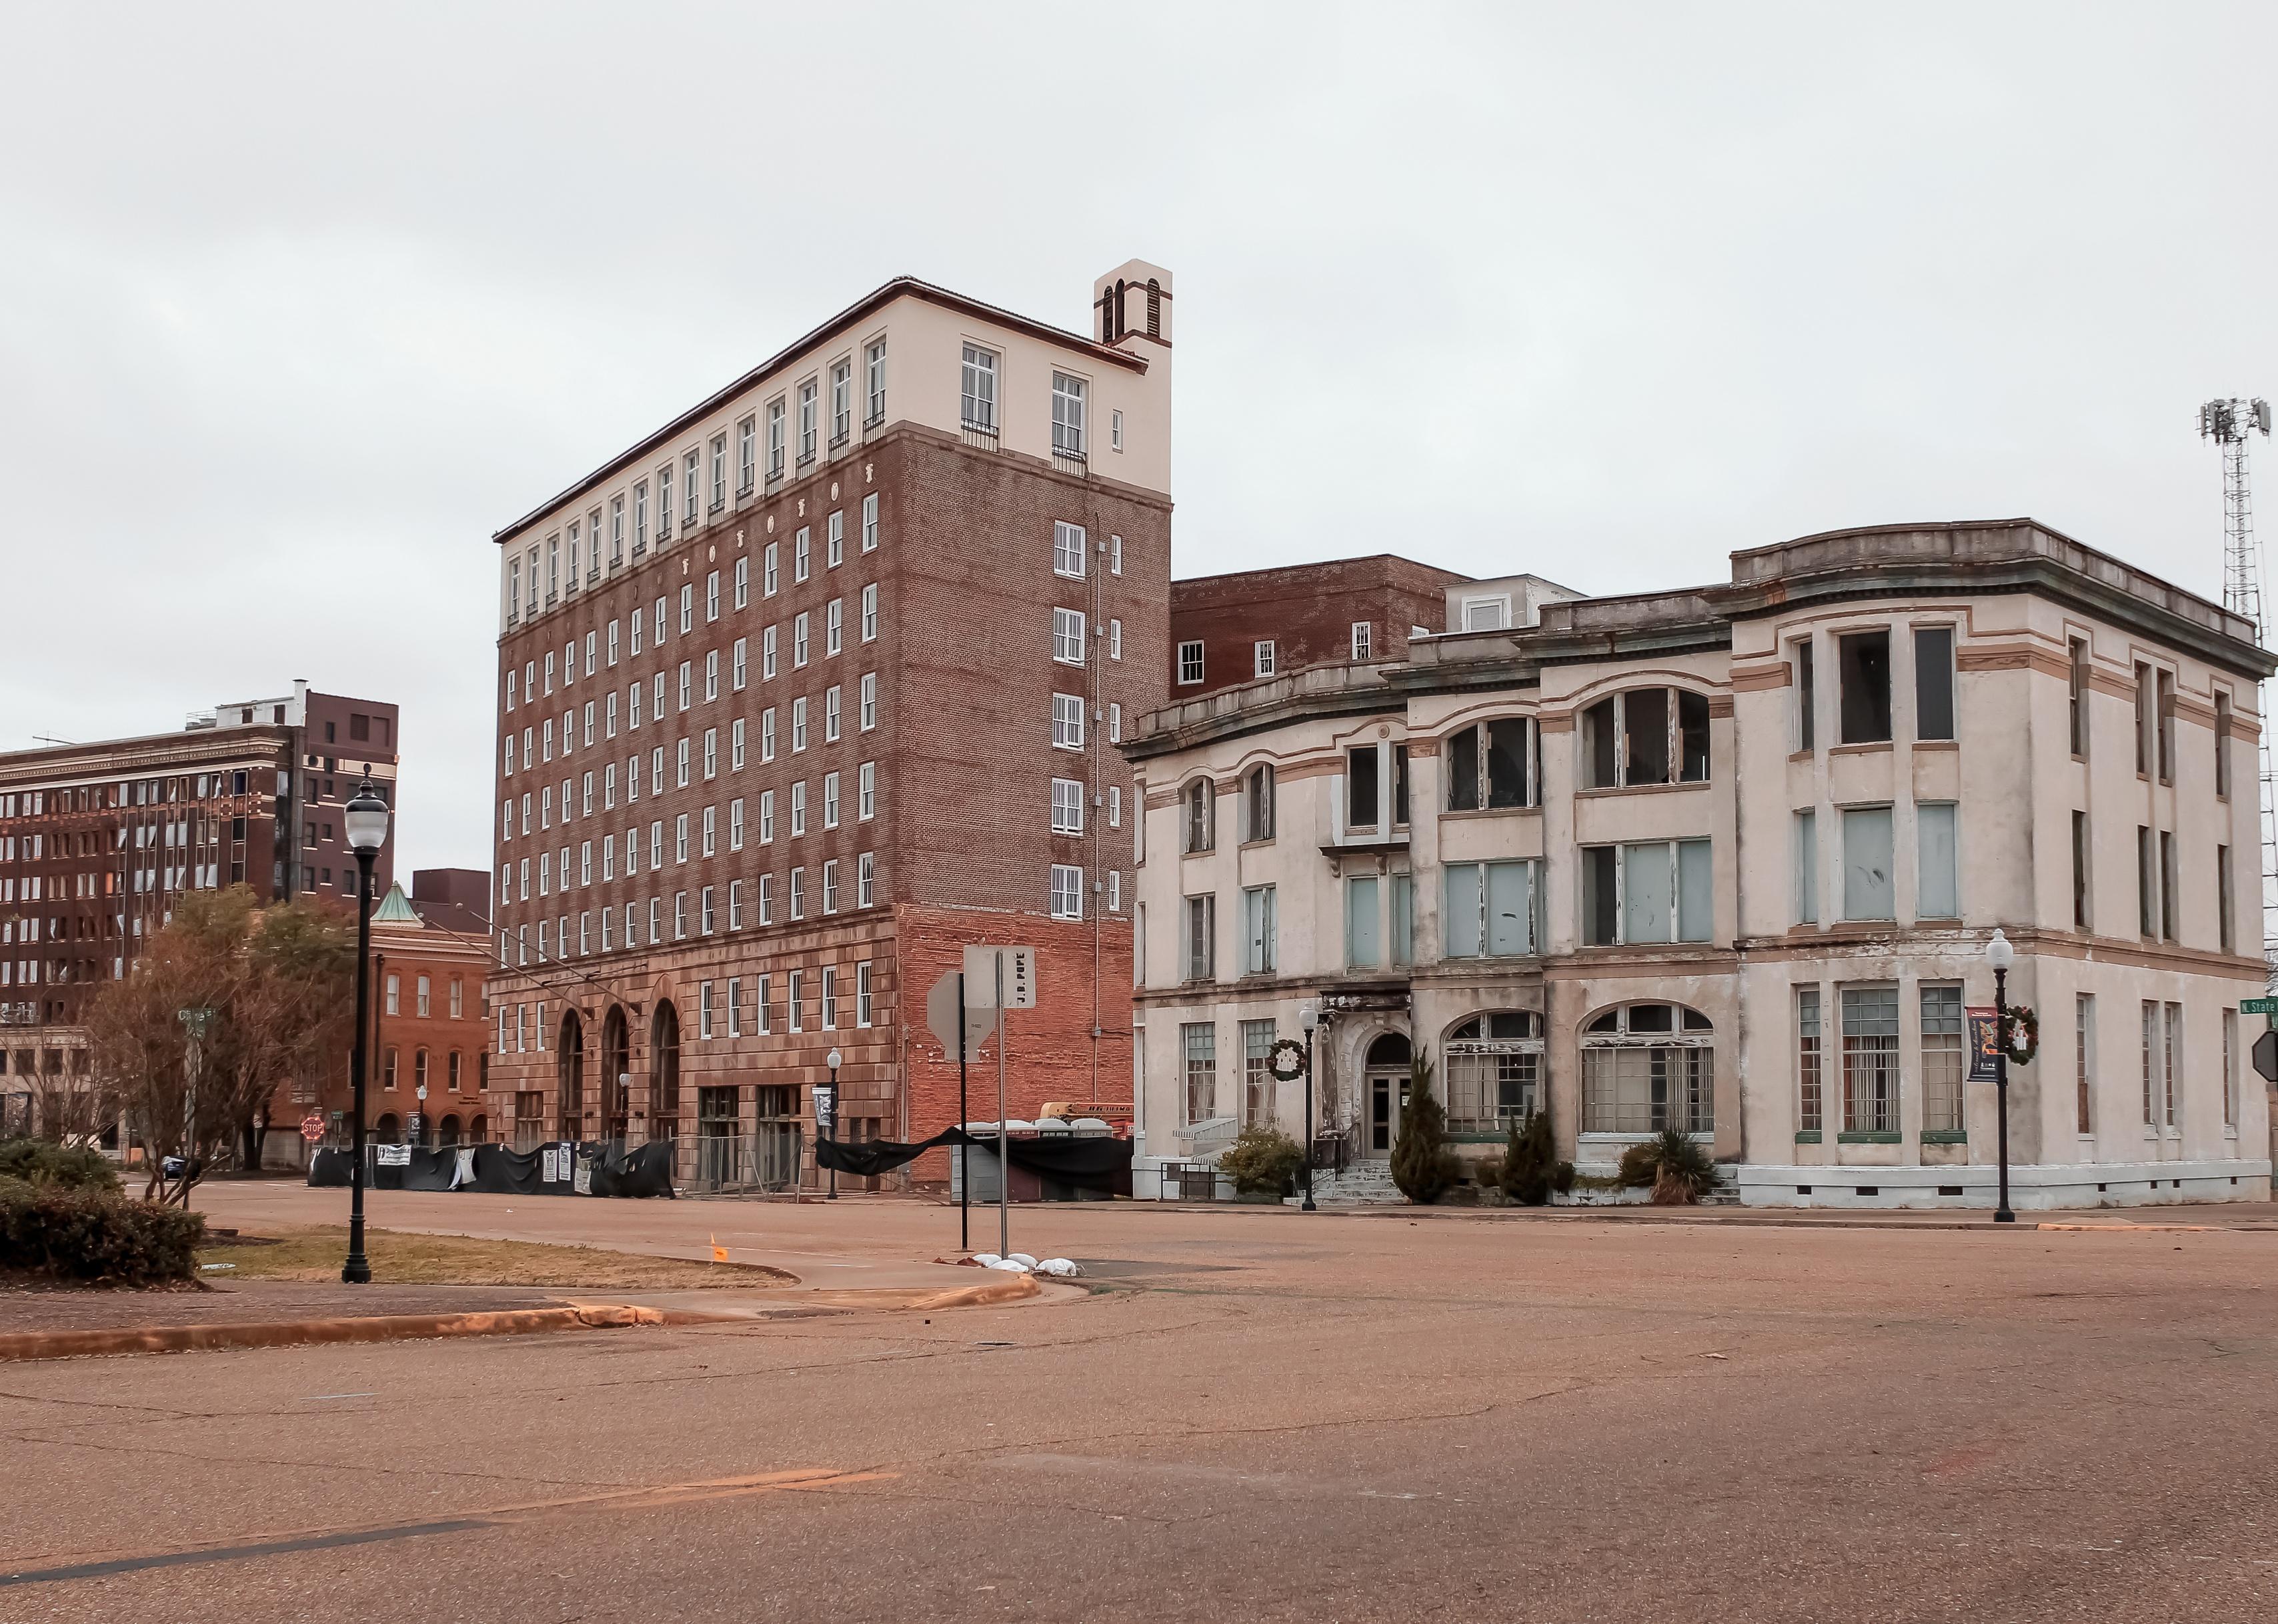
1987 927 2016 1225
824 1047 842 1201
1298 1002 1319 1211
340 775 390 1284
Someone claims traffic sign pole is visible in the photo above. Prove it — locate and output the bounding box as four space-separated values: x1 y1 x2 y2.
958 971 969 1253
995 950 1009 1260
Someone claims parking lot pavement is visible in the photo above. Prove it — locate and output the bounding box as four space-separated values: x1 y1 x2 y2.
4 1193 2273 1622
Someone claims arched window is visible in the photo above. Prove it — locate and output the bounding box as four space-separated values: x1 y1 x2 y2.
1578 689 1712 789
651 1001 681 1129
1244 765 1274 842
557 1009 585 1131
469 1111 489 1144
1444 1012 1542 1133
439 1114 463 1147
601 1005 630 1140
1446 717 1538 811
1580 1003 1713 1135
1183 778 1214 853
374 1112 401 1145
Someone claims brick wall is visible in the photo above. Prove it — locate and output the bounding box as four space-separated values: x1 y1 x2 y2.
1168 555 1468 698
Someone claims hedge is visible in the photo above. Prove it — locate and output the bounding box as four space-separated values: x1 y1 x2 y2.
0 1137 123 1193
0 1178 206 1285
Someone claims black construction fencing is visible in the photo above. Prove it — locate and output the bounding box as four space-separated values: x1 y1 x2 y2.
305 1140 675 1198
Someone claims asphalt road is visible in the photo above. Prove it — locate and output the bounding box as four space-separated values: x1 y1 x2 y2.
5 1198 2275 1622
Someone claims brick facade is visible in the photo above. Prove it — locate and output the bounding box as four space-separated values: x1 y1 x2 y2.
1168 555 1468 698
483 269 1172 1187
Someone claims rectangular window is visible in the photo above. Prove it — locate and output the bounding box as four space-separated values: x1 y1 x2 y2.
790 780 806 836
859 761 876 819
2135 662 2153 775
2156 669 2176 784
1793 809 1818 924
1051 777 1085 835
2076 993 2095 1135
865 341 886 425
824 686 842 741
738 416 756 493
1177 641 1204 685
1579 842 1709 944
788 969 804 1030
2069 637 2090 757
794 610 809 663
792 697 808 751
1254 640 1276 678
1053 607 1086 665
1050 864 1084 921
1238 1019 1278 1127
2220 843 2237 954
1351 622 1373 660
828 511 844 569
1242 885 1277 975
862 491 879 553
1345 875 1381 968
861 584 879 642
1921 983 1964 1133
1053 693 1084 749
2073 810 2091 929
1797 987 1823 1134
821 965 838 1029
767 399 786 479
1795 639 1816 751
790 867 805 920
1346 745 1380 829
797 381 817 461
1841 984 1900 1135
1913 627 1955 741
1182 1023 1216 1123
1051 371 1086 457
1441 861 1539 957
1054 521 1086 578
1184 894 1215 981
2216 691 2233 796
1917 802 1959 919
2138 825 2156 936
1109 704 1120 743
830 359 852 444
960 345 997 431
859 672 877 731
857 851 876 907
2223 1006 2239 1127
1445 717 1536 811
2165 1001 2182 1129
1839 630 1893 744
856 960 873 1027
2141 999 2159 1126
1842 807 1895 921
2159 831 2177 941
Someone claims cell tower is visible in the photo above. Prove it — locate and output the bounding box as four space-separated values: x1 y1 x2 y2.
2201 397 2276 981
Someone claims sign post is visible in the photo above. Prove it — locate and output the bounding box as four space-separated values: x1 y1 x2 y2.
962 945 1037 1261
926 972 998 1251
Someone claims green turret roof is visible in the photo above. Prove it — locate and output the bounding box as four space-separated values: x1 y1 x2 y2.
371 882 423 925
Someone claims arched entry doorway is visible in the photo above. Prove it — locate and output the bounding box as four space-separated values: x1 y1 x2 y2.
557 1009 585 1141
600 1005 630 1143
650 1001 681 1143
1364 1031 1412 1156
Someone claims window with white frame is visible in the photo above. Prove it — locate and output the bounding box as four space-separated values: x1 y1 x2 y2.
1841 985 1899 1135
1444 1012 1544 1132
1051 373 1086 457
1242 885 1276 975
826 598 842 655
1183 895 1215 981
856 960 873 1026
1050 863 1084 920
1254 641 1276 678
1351 622 1373 659
858 761 876 819
828 510 844 569
1178 641 1204 685
798 380 818 461
1444 717 1538 810
1054 521 1086 578
1442 860 1541 957
860 672 877 731
960 345 998 431
1053 607 1087 665
1578 688 1713 789
1581 1003 1714 1134
825 685 842 741
1108 619 1122 661
861 491 878 551
1052 778 1084 835
830 360 852 444
767 399 786 478
1580 841 1712 945
1921 983 1964 1133
861 584 878 641
865 341 886 424
1052 693 1084 749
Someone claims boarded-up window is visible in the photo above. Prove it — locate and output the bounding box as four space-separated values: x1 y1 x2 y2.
1843 806 1895 920
1917 803 1959 918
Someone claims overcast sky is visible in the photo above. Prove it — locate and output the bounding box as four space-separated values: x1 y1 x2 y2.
4 3 2273 873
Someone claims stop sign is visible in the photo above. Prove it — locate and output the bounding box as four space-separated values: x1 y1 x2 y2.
299 1113 325 1143
2252 1029 2278 1085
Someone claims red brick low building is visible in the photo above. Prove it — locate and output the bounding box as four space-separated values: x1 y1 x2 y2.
1167 555 1472 699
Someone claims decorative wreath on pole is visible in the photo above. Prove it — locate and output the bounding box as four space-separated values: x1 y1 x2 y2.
1266 1037 1310 1081
2002 1005 2039 1067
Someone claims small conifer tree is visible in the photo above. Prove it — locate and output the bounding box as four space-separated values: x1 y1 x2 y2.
1390 1057 1462 1205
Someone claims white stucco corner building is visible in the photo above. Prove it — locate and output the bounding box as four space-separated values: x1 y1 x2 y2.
1124 520 2276 1209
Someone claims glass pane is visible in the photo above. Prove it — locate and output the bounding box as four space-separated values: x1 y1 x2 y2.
1486 718 1528 807
1914 628 1955 741
1347 747 1378 828
1582 848 1617 945
1447 726 1480 811
1624 689 1669 785
1840 631 1893 744
1443 864 1482 959
1678 690 1711 781
1678 839 1713 942
1582 699 1617 788
1917 803 1959 918
1843 807 1895 920
1623 842 1674 943
1389 873 1413 965
1346 876 1381 969
1486 861 1531 955
1793 810 1817 925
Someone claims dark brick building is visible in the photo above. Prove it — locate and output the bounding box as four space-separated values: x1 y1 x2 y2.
0 681 399 1123
483 263 1173 1187
1168 555 1472 699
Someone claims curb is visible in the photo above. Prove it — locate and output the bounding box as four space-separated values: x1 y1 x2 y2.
0 1304 667 1364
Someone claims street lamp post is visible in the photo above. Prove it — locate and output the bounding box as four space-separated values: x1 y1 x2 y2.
1986 927 2017 1225
824 1047 842 1201
1298 1003 1319 1211
340 776 391 1284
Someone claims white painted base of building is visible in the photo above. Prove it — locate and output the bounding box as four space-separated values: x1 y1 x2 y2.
1737 1159 2273 1211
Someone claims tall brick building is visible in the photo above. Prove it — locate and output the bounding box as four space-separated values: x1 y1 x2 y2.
0 681 399 1112
483 263 1173 1186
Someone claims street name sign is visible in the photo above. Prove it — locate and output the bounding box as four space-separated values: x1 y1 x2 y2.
962 945 1038 1009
